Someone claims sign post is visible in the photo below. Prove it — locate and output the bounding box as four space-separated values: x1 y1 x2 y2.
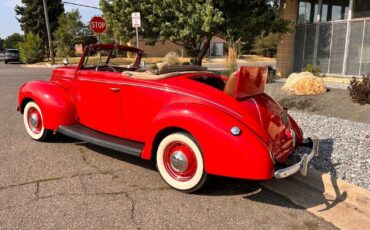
131 12 141 48
89 16 107 43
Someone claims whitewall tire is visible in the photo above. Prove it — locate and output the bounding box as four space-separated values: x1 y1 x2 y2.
156 132 208 192
23 101 50 141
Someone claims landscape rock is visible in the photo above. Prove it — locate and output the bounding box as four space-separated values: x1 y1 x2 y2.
282 72 327 95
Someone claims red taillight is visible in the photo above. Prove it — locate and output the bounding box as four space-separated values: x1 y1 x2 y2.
284 129 293 139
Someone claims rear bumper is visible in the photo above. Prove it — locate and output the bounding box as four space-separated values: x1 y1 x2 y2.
274 136 319 179
5 58 20 62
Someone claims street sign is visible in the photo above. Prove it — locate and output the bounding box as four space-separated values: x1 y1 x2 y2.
132 12 141 28
89 16 107 34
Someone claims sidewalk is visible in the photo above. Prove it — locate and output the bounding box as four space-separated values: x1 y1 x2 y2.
263 82 370 229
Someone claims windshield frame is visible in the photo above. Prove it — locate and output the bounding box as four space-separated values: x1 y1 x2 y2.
77 44 144 72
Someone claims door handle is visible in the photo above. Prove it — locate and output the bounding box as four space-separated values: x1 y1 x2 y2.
110 87 120 92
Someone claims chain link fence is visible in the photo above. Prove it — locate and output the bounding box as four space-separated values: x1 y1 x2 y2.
293 18 370 76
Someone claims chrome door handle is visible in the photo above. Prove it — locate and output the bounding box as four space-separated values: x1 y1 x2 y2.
110 87 120 92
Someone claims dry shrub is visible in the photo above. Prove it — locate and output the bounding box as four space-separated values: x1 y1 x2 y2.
163 51 180 65
225 47 237 73
348 74 370 105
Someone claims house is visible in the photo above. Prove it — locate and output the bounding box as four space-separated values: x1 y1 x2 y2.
277 0 370 77
129 36 226 57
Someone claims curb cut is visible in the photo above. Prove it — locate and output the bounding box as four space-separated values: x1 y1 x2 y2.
260 168 370 230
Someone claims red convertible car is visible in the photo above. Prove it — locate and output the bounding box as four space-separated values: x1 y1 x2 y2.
18 44 318 192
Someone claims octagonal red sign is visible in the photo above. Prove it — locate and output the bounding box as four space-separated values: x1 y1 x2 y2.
89 16 107 34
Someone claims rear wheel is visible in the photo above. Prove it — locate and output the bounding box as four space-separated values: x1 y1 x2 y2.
23 101 51 141
156 132 208 193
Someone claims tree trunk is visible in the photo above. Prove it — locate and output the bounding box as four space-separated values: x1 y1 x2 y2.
193 36 211 66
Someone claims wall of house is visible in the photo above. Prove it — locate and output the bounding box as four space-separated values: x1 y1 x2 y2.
277 0 298 77
137 40 186 57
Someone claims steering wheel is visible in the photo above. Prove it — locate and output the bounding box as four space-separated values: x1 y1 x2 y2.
95 64 118 72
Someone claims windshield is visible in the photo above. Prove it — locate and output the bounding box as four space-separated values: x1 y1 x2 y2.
6 50 19 54
82 46 141 72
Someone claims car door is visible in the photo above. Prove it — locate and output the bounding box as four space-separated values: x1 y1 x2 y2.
76 70 123 138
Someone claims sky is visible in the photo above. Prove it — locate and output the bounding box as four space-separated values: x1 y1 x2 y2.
0 0 101 39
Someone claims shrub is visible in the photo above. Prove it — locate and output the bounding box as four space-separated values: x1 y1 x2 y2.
348 74 370 105
224 39 242 74
163 51 179 65
225 47 238 73
253 33 278 57
303 64 325 77
18 33 44 64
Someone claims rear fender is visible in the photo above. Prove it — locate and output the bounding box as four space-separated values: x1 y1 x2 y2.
288 114 304 144
142 103 274 180
18 81 77 130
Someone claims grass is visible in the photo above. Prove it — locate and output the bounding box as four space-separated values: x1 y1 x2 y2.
240 55 276 62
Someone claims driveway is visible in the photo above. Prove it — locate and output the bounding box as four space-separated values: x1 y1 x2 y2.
0 63 336 229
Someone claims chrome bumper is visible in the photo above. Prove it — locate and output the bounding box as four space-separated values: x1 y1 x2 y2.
274 136 319 179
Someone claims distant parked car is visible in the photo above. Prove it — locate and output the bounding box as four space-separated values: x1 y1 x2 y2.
5 49 20 64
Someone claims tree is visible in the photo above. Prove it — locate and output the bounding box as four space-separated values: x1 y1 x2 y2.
15 0 64 51
53 10 84 58
253 33 279 57
18 33 44 63
215 0 289 52
100 0 224 65
3 33 23 49
0 37 3 51
75 25 98 48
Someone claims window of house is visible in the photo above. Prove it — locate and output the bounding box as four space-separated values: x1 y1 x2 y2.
321 0 349 21
353 0 370 18
298 0 319 24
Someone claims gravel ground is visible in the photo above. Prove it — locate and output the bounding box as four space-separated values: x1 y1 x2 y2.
289 111 370 190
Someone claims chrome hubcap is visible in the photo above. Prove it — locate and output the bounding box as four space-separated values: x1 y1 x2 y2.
170 151 188 173
29 113 39 129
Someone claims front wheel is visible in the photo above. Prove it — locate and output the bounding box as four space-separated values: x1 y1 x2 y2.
23 101 51 141
156 132 208 193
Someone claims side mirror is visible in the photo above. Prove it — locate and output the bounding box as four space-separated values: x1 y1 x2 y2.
63 58 69 66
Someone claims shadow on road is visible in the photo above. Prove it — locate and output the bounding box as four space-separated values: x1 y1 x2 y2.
55 133 347 211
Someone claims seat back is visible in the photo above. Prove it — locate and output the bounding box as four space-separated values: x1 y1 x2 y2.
223 66 267 99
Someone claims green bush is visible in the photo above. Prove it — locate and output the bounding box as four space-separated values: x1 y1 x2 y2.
348 74 370 105
253 33 278 57
18 33 44 64
303 64 324 77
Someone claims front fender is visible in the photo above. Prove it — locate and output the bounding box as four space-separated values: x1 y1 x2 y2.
18 81 77 130
142 103 274 180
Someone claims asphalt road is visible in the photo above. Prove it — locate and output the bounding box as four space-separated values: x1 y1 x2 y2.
0 62 337 229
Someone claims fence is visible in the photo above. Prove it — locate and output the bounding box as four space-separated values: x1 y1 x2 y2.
293 18 370 76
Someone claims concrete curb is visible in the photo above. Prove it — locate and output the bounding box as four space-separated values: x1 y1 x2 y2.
21 64 66 68
260 168 370 230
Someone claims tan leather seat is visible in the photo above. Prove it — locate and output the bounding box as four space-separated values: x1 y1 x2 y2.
223 71 238 97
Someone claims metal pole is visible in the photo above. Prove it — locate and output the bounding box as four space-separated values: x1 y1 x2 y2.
342 0 354 75
135 27 139 49
42 0 54 65
313 0 322 66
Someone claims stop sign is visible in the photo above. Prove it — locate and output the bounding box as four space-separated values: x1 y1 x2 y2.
89 16 107 34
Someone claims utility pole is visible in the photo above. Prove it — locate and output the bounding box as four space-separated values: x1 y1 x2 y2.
42 0 54 65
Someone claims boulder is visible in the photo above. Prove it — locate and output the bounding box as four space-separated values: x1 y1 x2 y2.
282 72 327 95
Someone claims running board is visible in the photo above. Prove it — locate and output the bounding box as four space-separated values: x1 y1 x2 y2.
58 125 143 157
